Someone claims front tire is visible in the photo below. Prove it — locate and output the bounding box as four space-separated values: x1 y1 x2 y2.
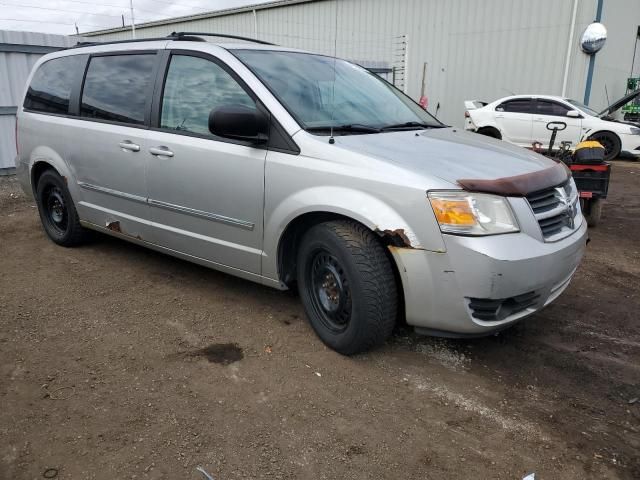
36 170 89 246
589 131 621 161
296 220 397 355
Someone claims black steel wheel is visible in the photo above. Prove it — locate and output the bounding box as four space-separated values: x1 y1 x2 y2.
297 220 397 355
42 184 68 236
589 131 621 161
308 249 352 334
36 169 89 246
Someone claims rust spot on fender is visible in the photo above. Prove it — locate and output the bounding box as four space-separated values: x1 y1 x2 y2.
376 228 421 249
106 221 121 233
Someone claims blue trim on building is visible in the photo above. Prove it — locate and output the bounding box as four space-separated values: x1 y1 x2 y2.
583 0 604 105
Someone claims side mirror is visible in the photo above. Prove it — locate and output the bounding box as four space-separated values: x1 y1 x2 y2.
566 110 581 118
208 105 268 144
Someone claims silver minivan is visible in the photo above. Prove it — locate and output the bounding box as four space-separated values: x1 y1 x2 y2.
15 33 587 354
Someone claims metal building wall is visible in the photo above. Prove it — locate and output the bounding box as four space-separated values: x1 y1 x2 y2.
587 0 640 112
0 30 81 172
81 0 640 126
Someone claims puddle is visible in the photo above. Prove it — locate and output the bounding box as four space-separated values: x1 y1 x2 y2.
188 343 243 365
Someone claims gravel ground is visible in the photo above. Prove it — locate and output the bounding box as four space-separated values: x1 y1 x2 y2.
1 163 639 480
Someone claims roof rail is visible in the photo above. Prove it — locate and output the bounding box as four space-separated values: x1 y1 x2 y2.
71 32 275 49
170 31 276 46
72 36 198 48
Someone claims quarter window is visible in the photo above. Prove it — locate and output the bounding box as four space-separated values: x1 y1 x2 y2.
160 55 255 136
24 56 85 114
536 100 570 116
81 54 155 125
496 99 534 114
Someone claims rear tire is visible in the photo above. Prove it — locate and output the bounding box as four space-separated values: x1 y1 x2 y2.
36 170 90 247
588 131 621 161
296 220 397 355
582 198 603 227
476 127 502 140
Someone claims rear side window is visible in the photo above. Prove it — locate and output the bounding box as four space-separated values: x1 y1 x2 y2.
536 100 570 116
81 54 155 125
24 56 85 114
496 99 534 114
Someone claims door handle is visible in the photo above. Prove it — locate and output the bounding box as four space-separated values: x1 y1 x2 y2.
149 146 174 157
495 114 504 118
119 141 140 152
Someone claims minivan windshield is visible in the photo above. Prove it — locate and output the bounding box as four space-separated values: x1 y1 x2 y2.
234 50 443 133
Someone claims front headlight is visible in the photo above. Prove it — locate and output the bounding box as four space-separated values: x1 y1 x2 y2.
428 191 519 235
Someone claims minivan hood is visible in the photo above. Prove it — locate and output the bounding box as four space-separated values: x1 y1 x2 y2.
333 127 560 189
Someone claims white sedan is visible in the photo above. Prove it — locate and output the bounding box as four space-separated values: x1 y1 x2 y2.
464 92 640 160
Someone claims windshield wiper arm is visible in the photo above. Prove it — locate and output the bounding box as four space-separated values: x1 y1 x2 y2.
380 121 442 131
306 124 381 134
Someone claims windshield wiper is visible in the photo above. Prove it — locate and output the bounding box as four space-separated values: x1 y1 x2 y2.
380 121 443 131
306 124 382 134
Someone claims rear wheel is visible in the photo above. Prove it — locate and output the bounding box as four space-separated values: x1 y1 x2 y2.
296 220 397 355
589 131 621 161
36 170 89 246
582 198 603 227
476 127 502 140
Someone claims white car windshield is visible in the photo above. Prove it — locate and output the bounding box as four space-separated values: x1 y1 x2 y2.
234 50 443 133
566 98 600 117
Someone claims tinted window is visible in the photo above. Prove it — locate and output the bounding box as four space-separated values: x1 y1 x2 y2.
536 100 570 116
496 99 534 114
81 54 155 125
160 55 254 136
24 56 85 114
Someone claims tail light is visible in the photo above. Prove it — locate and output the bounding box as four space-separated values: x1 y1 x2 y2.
464 111 470 118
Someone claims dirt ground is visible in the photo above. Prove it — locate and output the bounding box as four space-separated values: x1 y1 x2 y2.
1 163 638 480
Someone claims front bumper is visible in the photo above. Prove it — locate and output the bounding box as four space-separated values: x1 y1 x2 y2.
620 133 640 157
390 219 588 336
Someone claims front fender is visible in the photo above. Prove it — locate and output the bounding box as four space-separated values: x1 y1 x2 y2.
262 185 445 281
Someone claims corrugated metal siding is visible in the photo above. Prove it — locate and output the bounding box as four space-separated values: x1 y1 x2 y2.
0 30 82 170
0 116 15 171
90 0 617 127
588 0 640 112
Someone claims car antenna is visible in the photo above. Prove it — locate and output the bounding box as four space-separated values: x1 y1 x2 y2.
329 2 339 145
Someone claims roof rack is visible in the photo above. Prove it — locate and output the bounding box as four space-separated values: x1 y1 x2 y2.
73 32 275 49
71 36 190 48
170 32 275 45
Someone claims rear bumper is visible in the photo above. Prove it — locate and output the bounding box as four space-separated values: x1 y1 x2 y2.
15 155 33 200
390 220 588 335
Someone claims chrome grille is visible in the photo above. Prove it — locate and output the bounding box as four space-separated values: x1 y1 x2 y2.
526 182 580 241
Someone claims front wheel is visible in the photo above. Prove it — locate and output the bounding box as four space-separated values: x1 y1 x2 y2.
589 131 621 161
296 220 397 355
